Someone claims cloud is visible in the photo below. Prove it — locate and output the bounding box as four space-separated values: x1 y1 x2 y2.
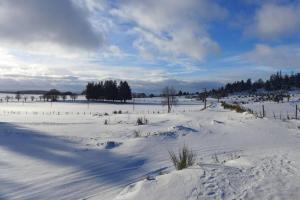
130 79 222 94
111 0 226 61
0 74 222 93
243 44 300 68
0 61 221 93
0 0 102 51
249 2 300 39
0 75 84 92
0 45 221 93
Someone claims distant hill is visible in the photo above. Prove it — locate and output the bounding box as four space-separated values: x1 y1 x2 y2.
0 90 48 95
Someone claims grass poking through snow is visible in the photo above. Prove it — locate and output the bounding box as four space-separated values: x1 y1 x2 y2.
169 145 195 170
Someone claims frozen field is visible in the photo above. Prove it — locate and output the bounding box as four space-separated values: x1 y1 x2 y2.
0 97 300 199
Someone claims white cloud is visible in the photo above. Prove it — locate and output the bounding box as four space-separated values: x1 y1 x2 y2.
131 79 222 93
249 2 300 39
75 0 106 12
111 0 226 61
0 46 170 91
243 44 300 68
0 0 103 51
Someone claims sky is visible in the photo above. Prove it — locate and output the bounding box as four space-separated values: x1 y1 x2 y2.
0 0 299 93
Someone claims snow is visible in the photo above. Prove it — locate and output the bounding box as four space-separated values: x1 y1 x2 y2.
221 93 300 120
0 96 300 199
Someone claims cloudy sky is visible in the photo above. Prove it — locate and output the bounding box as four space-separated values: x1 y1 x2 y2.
0 0 299 93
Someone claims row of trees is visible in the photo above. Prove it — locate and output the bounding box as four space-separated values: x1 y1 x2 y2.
85 80 132 102
0 90 78 103
207 72 300 98
224 72 300 93
133 91 196 98
15 90 78 102
43 89 78 102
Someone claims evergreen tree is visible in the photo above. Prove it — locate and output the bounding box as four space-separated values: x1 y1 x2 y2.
85 82 94 100
207 71 300 97
118 81 132 102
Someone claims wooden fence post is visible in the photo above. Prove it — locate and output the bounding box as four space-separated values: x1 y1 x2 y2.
296 104 298 120
262 105 265 118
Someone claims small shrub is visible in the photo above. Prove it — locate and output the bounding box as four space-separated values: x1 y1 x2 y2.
136 117 148 125
169 145 195 170
118 110 122 114
136 117 143 125
104 112 109 116
104 119 108 125
113 110 118 114
133 130 141 137
221 102 249 113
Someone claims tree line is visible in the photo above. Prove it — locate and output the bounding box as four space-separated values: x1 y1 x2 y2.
207 72 300 98
85 80 132 102
1 90 79 103
43 89 78 102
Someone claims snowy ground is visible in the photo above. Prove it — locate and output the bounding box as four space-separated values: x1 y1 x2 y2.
0 97 300 200
222 93 300 120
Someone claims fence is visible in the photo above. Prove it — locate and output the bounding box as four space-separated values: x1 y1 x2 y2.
0 107 206 117
247 104 299 120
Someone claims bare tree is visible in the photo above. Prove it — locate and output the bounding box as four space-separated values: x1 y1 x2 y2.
15 92 21 102
203 88 207 109
61 94 67 101
31 96 35 102
70 93 78 101
44 89 60 102
5 95 10 102
161 86 178 113
199 88 208 109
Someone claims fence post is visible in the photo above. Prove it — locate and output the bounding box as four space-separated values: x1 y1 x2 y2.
280 112 282 120
262 105 265 118
204 88 207 109
296 104 298 120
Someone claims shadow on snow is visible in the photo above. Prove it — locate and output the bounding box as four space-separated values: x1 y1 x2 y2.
0 122 146 198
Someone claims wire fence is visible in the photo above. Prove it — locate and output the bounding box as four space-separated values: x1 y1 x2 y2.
244 103 299 120
0 107 206 117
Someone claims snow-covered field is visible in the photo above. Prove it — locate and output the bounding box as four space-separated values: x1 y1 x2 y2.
222 93 300 120
0 96 300 199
